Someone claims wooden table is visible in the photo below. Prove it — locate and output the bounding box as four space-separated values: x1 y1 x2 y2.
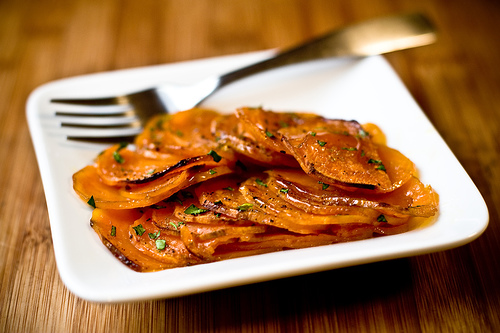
1 0 499 331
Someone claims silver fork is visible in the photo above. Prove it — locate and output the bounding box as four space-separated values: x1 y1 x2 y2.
52 13 436 140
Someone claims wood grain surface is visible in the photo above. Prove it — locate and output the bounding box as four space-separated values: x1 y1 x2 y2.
1 0 500 332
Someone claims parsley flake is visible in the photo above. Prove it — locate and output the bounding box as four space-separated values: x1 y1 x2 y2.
317 140 327 147
280 188 289 193
113 142 128 164
310 132 316 136
237 203 253 211
169 221 185 230
358 129 369 138
209 169 217 175
184 204 208 215
113 151 125 164
255 178 267 187
368 159 386 171
156 239 166 250
377 215 388 222
111 225 116 237
318 181 330 190
87 195 96 208
265 130 274 138
148 230 160 239
207 150 222 162
132 224 146 236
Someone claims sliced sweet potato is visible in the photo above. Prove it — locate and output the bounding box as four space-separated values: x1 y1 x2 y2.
74 107 439 272
235 106 321 154
264 168 437 218
240 178 409 227
73 163 233 209
179 222 268 259
211 113 298 167
134 108 221 157
95 145 225 186
90 208 187 272
127 209 206 266
279 118 394 191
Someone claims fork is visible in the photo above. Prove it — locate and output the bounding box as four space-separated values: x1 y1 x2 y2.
52 13 436 140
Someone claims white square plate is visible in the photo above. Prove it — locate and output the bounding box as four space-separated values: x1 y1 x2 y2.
27 52 488 303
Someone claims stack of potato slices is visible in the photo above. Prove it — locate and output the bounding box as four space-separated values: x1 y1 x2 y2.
73 107 438 272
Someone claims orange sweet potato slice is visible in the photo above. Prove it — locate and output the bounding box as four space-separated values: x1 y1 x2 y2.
95 144 226 186
239 178 410 227
264 168 437 218
211 113 298 167
179 222 268 259
90 208 188 272
279 118 394 191
73 163 233 209
127 209 206 266
211 226 376 260
195 175 391 234
235 106 321 154
134 108 221 157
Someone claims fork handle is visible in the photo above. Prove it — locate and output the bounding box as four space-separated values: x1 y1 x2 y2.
216 13 435 88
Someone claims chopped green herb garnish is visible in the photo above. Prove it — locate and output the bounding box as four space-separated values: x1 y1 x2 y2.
113 151 125 164
377 215 388 222
149 230 160 239
317 140 327 147
318 181 330 190
368 159 386 171
342 147 358 151
184 204 208 215
111 225 116 237
214 212 221 218
237 203 253 211
223 186 234 191
156 239 166 250
358 129 369 138
155 118 165 130
132 224 146 236
310 132 316 136
280 188 289 193
87 195 96 208
255 178 267 187
169 221 185 230
265 130 274 138
207 150 222 162
279 121 289 128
